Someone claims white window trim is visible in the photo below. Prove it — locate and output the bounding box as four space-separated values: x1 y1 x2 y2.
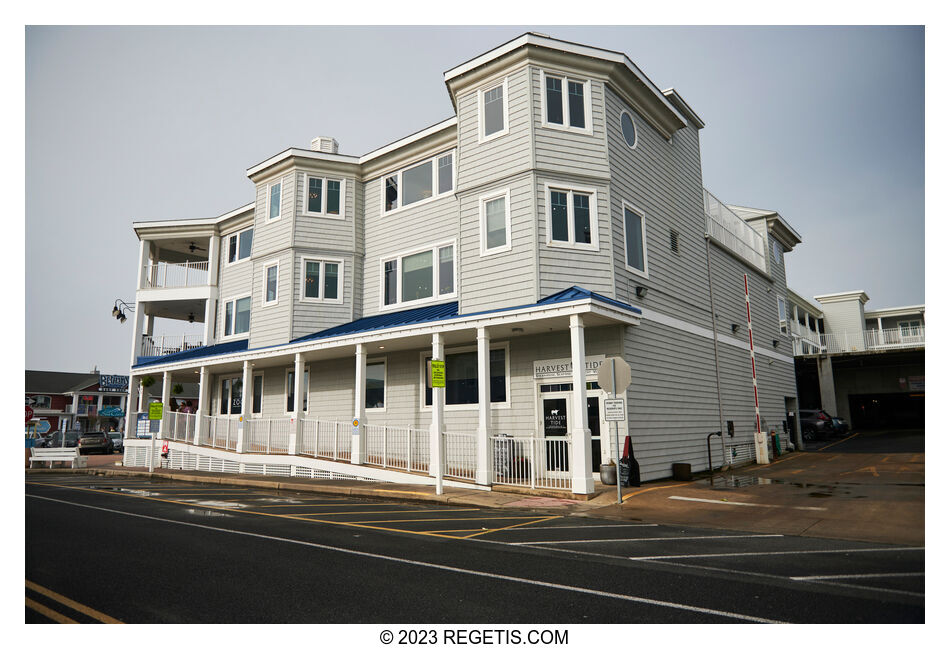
418 342 511 412
221 294 251 340
477 76 509 144
379 240 457 312
544 183 600 252
217 374 244 417
540 70 593 136
621 200 650 279
299 256 345 304
479 187 512 257
267 180 282 222
365 357 387 412
619 109 639 149
251 373 264 418
284 367 310 414
379 150 456 217
225 226 253 266
261 260 280 307
777 296 788 335
303 174 346 220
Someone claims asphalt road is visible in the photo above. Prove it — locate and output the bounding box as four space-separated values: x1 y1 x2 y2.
25 474 924 624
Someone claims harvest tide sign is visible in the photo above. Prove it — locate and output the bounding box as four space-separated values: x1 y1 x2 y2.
533 355 605 380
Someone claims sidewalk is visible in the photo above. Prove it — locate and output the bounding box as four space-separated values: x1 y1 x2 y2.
26 445 924 547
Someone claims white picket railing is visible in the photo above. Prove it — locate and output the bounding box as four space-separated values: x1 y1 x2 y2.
793 326 925 356
703 189 767 274
162 411 197 442
200 416 238 451
299 419 351 462
245 418 294 454
364 424 429 473
140 334 204 358
491 436 572 491
442 432 477 482
143 260 210 289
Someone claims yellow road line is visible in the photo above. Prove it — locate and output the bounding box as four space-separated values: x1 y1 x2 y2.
818 433 859 451
463 515 562 539
621 483 686 502
288 508 480 516
26 597 78 624
25 481 467 540
341 516 546 524
375 489 434 496
26 581 123 624
247 502 417 508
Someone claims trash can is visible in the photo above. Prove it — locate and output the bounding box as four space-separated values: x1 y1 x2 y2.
672 462 691 481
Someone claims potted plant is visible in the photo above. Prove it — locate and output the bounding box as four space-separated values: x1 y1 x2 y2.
140 375 155 388
600 460 617 486
172 383 184 395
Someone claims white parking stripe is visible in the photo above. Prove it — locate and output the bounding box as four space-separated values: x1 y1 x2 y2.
27 493 786 623
513 534 783 545
668 496 827 511
630 547 924 560
791 572 924 581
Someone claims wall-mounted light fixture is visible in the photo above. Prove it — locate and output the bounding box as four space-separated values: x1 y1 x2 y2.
731 324 740 334
772 339 780 348
635 286 648 299
187 313 195 324
111 299 135 324
512 327 524 333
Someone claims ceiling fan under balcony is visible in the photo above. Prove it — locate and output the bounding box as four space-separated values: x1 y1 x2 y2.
188 241 206 253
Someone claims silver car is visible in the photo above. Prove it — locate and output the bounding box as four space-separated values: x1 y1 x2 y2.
107 432 124 453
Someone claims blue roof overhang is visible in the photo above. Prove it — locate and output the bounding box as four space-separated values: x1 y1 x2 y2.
129 287 640 374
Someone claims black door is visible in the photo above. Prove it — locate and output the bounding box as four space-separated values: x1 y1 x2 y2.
588 396 602 472
542 397 569 471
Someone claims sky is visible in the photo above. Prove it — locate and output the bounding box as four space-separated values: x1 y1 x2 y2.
24 25 925 375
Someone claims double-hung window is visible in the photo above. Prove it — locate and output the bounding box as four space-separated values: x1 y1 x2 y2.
218 377 243 415
366 360 386 410
382 242 455 308
478 78 508 142
300 258 342 302
382 151 455 214
252 375 263 415
480 188 511 255
622 202 649 277
777 297 788 334
268 181 282 220
543 72 591 132
222 296 251 337
285 368 310 413
423 346 508 408
546 185 598 250
226 227 253 264
305 175 344 218
262 261 279 306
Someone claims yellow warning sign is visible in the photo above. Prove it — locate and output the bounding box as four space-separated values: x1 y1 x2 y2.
429 360 446 389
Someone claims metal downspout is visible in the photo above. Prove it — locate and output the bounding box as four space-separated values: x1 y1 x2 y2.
704 235 727 469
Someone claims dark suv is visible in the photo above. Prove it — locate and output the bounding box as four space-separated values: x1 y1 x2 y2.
799 409 836 441
78 431 114 455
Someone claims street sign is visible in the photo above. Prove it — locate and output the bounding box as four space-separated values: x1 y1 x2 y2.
148 402 164 420
604 398 625 421
25 406 34 423
162 441 169 454
597 357 631 395
428 360 446 388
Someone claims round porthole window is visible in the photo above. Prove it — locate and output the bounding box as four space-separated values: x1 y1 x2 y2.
620 111 638 149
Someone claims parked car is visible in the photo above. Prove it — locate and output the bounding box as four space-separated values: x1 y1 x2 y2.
799 409 834 441
107 432 124 454
46 432 80 448
830 416 850 436
78 431 114 455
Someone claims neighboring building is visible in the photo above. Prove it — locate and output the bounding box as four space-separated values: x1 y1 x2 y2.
122 33 803 493
787 290 924 430
25 370 130 434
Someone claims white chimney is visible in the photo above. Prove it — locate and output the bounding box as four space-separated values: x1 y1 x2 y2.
310 137 339 154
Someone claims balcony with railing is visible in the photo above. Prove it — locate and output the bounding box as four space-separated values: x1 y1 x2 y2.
143 261 210 289
140 334 205 358
704 189 768 274
792 326 925 356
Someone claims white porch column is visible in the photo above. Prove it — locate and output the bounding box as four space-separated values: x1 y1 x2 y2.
290 353 304 455
429 333 445 494
137 239 149 290
352 343 367 465
124 379 136 439
158 371 171 438
195 366 209 445
238 360 252 453
204 234 220 347
570 314 594 495
475 327 492 486
203 298 216 347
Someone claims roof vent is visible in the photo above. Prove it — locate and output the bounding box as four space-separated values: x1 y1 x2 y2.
310 137 339 154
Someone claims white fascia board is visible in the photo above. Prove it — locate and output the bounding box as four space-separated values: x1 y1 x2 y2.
662 88 705 128
814 290 870 304
246 148 360 178
131 299 640 374
359 117 458 165
864 305 926 317
133 203 255 233
444 33 681 124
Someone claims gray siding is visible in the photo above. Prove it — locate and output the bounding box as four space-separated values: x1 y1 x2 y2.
248 249 294 348
216 223 254 342
820 299 867 337
290 251 356 339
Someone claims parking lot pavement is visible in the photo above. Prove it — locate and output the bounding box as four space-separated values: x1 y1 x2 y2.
26 474 923 623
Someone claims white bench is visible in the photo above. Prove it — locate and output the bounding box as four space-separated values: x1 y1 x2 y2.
29 447 88 468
